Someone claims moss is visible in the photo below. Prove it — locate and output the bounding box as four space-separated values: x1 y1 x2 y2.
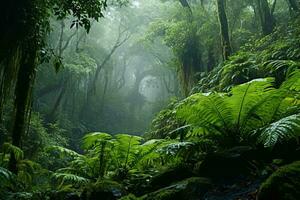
141 177 212 200
81 180 124 200
148 164 195 192
119 194 140 200
257 161 300 200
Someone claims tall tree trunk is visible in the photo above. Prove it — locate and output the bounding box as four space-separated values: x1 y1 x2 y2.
9 49 37 173
216 0 232 61
256 0 275 35
179 0 193 14
177 0 202 96
287 0 299 11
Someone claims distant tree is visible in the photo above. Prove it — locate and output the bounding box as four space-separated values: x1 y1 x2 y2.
255 0 275 35
286 0 299 11
216 0 232 60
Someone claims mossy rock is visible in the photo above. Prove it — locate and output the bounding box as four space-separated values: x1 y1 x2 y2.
196 147 254 179
257 161 300 200
147 164 195 193
141 177 212 200
119 194 140 200
50 192 80 200
81 180 124 200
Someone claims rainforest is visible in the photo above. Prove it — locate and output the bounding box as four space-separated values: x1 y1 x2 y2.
0 0 300 199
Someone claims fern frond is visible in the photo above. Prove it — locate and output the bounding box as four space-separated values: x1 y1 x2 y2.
52 172 89 185
259 114 300 147
113 134 142 168
0 167 13 182
46 145 82 158
82 132 112 149
281 69 300 92
228 78 275 130
2 143 24 161
177 93 232 135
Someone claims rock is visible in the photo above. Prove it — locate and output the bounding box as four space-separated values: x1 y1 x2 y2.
81 180 124 200
119 194 140 200
46 190 80 200
257 161 300 200
147 164 195 193
141 177 212 200
195 146 254 179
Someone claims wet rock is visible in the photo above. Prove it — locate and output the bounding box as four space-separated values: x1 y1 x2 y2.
147 164 195 192
257 161 300 200
141 177 212 200
195 146 255 179
81 180 124 200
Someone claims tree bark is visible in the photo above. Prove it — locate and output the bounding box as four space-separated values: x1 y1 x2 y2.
216 0 232 61
179 0 192 14
9 49 37 173
256 0 275 35
287 0 299 11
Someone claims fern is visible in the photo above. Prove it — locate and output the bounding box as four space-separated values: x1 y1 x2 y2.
0 167 13 183
2 143 24 161
82 132 112 149
113 134 142 169
228 78 275 129
177 77 300 147
259 114 300 147
281 69 300 92
52 172 89 186
46 145 81 158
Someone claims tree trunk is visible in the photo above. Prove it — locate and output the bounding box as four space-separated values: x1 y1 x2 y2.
256 0 275 35
179 0 192 14
9 49 37 173
287 0 299 11
216 0 232 60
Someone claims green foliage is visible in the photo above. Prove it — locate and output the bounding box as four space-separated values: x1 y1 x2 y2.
2 143 24 161
145 99 182 140
193 17 300 93
52 172 89 186
259 114 300 147
52 0 108 32
177 77 300 147
82 132 113 149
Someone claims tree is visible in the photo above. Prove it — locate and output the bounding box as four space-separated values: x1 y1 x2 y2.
286 0 299 12
216 0 232 60
255 0 275 35
0 0 107 174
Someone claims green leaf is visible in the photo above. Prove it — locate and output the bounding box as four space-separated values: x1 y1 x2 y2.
259 114 300 147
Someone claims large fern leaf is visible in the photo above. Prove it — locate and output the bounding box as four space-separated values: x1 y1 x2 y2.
113 134 142 168
0 167 13 182
2 143 24 161
82 132 112 149
281 69 300 92
52 172 89 185
228 78 275 128
177 92 232 135
46 145 81 158
259 114 300 147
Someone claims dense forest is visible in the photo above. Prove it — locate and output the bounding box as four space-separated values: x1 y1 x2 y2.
0 0 300 199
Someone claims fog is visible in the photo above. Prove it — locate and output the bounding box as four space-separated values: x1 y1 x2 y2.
34 0 180 144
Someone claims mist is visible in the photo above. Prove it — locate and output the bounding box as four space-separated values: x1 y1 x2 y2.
1 0 300 199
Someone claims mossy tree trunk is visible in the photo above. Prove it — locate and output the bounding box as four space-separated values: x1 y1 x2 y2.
177 0 204 96
216 0 232 61
8 48 37 174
